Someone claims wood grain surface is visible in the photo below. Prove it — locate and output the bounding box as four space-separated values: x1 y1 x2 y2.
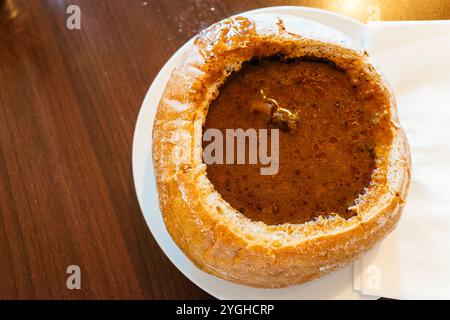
0 0 449 300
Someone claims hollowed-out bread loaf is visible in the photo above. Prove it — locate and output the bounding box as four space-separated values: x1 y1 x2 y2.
152 14 411 288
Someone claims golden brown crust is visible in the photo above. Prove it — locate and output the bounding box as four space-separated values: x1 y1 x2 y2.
152 14 411 288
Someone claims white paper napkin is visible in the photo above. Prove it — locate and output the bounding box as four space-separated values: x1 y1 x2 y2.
353 20 450 299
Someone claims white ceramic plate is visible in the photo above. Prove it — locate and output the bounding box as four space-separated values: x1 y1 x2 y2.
132 6 378 300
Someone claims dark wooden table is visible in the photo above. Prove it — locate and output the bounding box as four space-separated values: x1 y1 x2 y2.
0 0 449 300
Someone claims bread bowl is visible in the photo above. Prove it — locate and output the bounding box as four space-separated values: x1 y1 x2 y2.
152 14 411 288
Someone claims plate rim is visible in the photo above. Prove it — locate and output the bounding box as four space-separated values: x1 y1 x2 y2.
132 5 377 300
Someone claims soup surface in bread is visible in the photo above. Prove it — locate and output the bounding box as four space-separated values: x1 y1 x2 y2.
203 57 391 225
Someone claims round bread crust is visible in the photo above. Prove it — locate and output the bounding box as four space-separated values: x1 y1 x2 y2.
152 14 411 288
